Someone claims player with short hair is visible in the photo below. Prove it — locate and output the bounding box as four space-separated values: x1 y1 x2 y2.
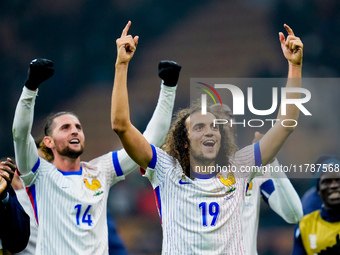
12 55 180 253
292 156 340 254
111 21 303 254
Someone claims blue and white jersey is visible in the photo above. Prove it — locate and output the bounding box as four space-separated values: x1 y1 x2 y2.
143 143 262 255
242 174 270 255
242 159 303 255
19 152 124 255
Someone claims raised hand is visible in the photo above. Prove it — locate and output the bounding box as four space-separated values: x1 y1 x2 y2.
158 60 181 87
116 21 139 65
25 58 54 91
0 158 16 200
279 24 303 66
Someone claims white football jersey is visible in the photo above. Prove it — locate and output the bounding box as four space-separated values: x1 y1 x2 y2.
13 188 38 255
19 152 123 255
143 143 261 255
242 159 302 255
242 176 268 255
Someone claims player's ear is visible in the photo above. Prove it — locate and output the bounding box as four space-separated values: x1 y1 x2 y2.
43 136 54 149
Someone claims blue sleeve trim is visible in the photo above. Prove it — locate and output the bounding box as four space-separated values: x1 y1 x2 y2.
31 157 40 173
154 186 162 220
260 179 275 204
26 184 39 225
254 142 262 167
112 151 124 177
148 144 157 169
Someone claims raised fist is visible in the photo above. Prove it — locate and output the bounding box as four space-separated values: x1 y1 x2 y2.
25 58 54 91
158 60 181 87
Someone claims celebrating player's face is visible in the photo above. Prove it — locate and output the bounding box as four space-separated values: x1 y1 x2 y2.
49 114 85 159
318 171 340 210
186 112 221 166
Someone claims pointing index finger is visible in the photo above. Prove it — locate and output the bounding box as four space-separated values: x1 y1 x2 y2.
284 24 295 36
121 21 131 38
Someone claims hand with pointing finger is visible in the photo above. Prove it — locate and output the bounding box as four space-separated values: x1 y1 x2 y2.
279 24 303 66
116 21 139 65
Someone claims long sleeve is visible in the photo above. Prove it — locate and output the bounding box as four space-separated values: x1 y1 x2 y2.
0 187 30 253
12 86 40 176
292 224 307 255
117 83 176 176
261 159 303 223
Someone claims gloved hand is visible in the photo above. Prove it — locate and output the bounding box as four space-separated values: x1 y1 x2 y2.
158 60 181 87
25 58 54 90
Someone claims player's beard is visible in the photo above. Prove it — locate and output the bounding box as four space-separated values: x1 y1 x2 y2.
57 145 84 159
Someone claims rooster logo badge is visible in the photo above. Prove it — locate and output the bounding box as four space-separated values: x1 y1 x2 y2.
84 177 103 196
217 173 236 194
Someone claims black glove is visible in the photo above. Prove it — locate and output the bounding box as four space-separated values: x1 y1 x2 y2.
25 58 54 90
158 60 181 87
318 234 340 254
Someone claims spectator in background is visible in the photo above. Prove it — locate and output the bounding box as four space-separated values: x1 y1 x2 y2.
292 156 340 254
0 157 30 253
300 155 333 215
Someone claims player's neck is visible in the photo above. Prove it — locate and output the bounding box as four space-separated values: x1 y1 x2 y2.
191 157 216 174
53 154 81 172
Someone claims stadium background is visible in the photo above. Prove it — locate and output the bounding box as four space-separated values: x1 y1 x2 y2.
1 0 340 254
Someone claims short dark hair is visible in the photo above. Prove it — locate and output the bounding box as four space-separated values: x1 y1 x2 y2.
44 111 79 136
41 111 80 162
315 155 340 190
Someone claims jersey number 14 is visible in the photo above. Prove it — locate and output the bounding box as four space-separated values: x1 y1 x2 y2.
75 204 93 226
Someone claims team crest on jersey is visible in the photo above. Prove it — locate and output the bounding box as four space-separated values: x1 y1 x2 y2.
217 173 236 196
246 181 253 196
84 174 104 196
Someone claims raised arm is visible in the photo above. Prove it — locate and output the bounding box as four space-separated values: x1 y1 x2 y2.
111 21 153 170
12 59 54 175
259 24 303 165
117 61 180 175
252 132 303 223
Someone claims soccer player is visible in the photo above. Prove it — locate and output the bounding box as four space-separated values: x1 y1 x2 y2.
111 21 303 254
212 104 303 255
292 156 340 254
12 56 180 253
0 158 30 254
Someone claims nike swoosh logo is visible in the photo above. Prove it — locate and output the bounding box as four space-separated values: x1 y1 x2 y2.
179 179 191 185
62 187 69 189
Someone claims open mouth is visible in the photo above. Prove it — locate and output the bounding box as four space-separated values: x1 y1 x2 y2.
328 191 340 200
203 140 216 148
69 138 80 145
